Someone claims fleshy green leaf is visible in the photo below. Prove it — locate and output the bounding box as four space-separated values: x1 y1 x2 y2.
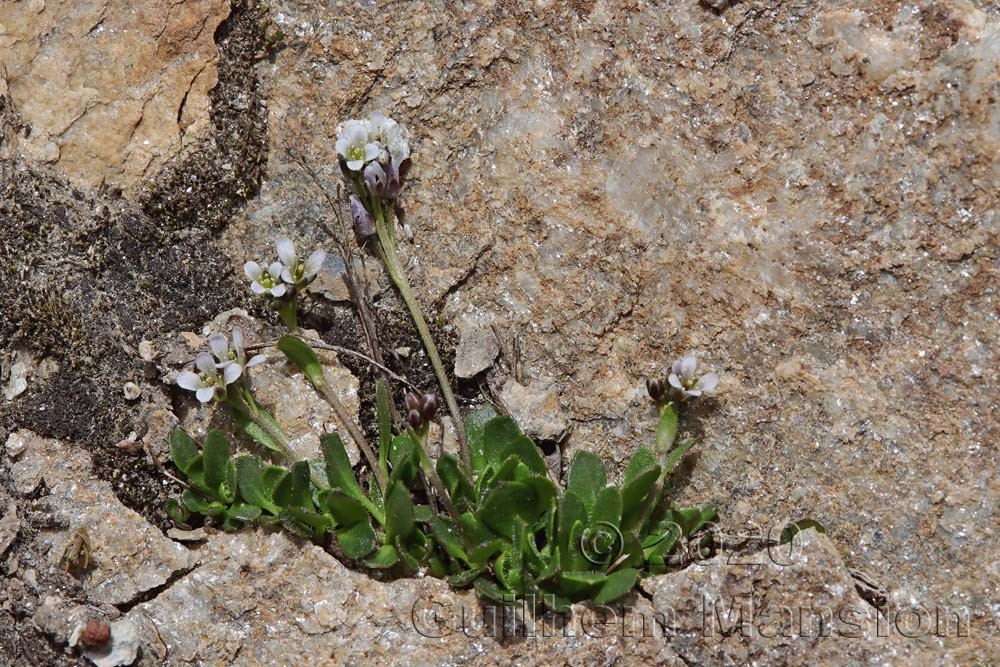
321 434 365 503
364 544 399 568
336 519 377 559
274 461 315 512
558 493 589 571
566 450 606 515
624 447 658 486
480 478 555 540
780 519 826 545
376 380 392 473
181 489 225 516
465 406 499 474
481 417 547 475
233 410 284 453
592 486 622 528
226 503 262 522
593 568 640 604
324 490 370 526
662 439 694 475
277 335 326 387
169 429 199 475
437 454 474 504
430 516 470 564
621 457 661 530
654 403 678 453
164 498 189 525
474 578 516 605
202 429 230 495
385 481 415 542
448 568 482 588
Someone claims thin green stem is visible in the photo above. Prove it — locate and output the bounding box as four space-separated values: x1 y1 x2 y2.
374 213 471 471
312 377 388 493
225 391 292 459
407 427 459 524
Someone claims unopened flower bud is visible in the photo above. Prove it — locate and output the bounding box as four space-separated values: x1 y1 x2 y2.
350 195 375 238
646 378 667 403
419 393 439 421
384 158 402 199
407 409 423 430
364 161 386 196
404 392 421 413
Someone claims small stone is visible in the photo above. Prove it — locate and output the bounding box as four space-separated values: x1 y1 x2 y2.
138 341 157 362
3 361 29 400
122 382 141 401
454 323 499 379
394 347 411 358
179 332 202 349
4 432 28 459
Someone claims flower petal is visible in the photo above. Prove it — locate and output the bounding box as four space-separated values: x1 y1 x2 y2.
270 284 287 297
304 249 326 277
209 334 229 361
268 261 285 278
364 142 380 162
244 261 261 281
223 363 243 385
195 352 216 376
280 267 295 284
680 354 697 380
250 281 266 295
276 238 296 267
195 387 216 403
667 374 683 390
695 374 718 394
246 354 267 368
346 158 364 172
232 326 245 352
176 371 202 391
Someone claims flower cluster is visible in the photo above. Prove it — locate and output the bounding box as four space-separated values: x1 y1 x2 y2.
178 327 265 403
245 238 326 296
404 391 440 431
336 111 410 238
647 353 718 405
243 237 326 331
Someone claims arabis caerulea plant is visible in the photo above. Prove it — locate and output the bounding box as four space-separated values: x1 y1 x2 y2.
177 352 242 403
668 353 719 401
336 111 471 469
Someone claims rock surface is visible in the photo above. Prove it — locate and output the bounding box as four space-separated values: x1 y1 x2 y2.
6 431 192 607
0 0 230 191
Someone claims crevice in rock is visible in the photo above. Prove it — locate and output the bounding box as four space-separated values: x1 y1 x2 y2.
112 563 198 615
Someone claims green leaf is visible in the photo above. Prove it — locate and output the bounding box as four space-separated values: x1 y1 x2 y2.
233 411 284 453
780 519 826 545
321 434 365 503
474 578 516 605
437 454 474 504
479 478 555 540
448 568 482 588
465 406 499 474
566 450 606 515
261 465 288 498
336 519 377 559
413 504 434 523
468 539 506 567
592 486 622 527
558 493 589 571
324 490 369 526
181 489 225 516
459 513 494 548
164 498 189 525
280 506 330 537
669 505 717 537
277 335 326 387
485 454 521 488
169 429 199 475
429 516 470 564
274 461 315 512
624 447 658 486
387 434 419 488
593 568 640 605
621 456 661 530
202 429 230 495
385 481 415 542
227 503 262 522
376 380 392 473
662 439 694 475
481 417 546 475
364 544 399 568
654 403 678 453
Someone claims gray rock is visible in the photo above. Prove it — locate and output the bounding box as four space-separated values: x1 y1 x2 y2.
6 431 192 607
499 378 569 442
453 323 499 379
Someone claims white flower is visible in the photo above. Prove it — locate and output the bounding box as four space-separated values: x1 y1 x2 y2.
177 352 242 403
209 327 266 371
335 120 380 171
244 260 287 297
366 111 409 163
275 237 326 288
668 354 718 399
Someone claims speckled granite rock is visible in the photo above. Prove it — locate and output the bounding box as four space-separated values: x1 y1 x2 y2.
5 430 192 607
0 0 230 191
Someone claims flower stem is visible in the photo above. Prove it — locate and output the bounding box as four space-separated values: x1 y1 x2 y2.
278 299 299 333
311 375 388 493
373 211 472 471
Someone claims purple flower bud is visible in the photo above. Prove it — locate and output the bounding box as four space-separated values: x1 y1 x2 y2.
419 393 439 421
384 157 402 199
364 161 386 196
404 392 421 413
350 195 375 238
646 378 667 403
407 409 423 430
